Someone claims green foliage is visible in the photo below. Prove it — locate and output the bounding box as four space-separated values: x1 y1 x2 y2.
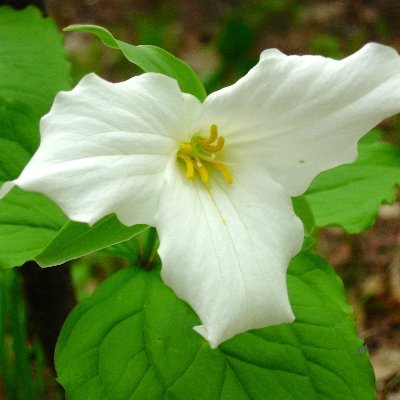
0 6 70 183
0 186 148 268
0 6 71 130
206 0 303 92
135 17 175 51
0 188 66 269
292 196 315 236
292 196 316 250
0 268 45 400
305 130 400 233
35 217 147 267
0 6 70 267
309 34 343 58
217 17 255 64
0 187 148 269
0 8 151 269
56 252 375 400
64 24 207 102
0 100 36 185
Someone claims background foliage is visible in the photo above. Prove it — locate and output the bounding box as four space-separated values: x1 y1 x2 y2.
0 1 399 399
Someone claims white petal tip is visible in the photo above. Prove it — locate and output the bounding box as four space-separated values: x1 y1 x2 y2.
193 325 220 349
0 181 15 199
193 307 296 350
260 48 285 61
272 301 296 325
287 311 296 324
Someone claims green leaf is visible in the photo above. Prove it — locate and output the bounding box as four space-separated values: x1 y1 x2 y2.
0 99 37 184
64 24 207 102
305 130 400 233
101 236 142 262
292 195 315 237
0 187 148 268
56 252 375 400
102 226 158 266
0 6 71 267
0 188 66 269
0 188 148 269
0 6 71 115
35 217 148 267
0 6 71 171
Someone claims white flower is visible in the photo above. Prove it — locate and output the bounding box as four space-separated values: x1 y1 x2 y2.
2 43 400 348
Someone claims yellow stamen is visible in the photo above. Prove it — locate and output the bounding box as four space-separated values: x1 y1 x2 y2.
179 143 192 154
192 160 209 183
176 124 232 186
178 153 194 179
203 136 225 153
213 163 233 184
196 124 218 145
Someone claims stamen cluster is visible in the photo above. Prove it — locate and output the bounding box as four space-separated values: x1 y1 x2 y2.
177 124 233 185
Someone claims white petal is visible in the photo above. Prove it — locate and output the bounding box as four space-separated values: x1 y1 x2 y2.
197 43 400 195
0 181 14 198
9 73 201 225
157 163 303 348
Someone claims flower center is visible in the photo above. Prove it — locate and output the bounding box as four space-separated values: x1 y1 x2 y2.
177 124 233 185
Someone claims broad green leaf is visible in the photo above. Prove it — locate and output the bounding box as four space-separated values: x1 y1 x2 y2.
64 24 207 102
0 6 71 267
0 6 71 172
56 252 375 400
101 236 142 262
0 6 71 116
305 131 400 233
0 188 66 269
35 217 148 267
0 99 36 185
0 187 148 268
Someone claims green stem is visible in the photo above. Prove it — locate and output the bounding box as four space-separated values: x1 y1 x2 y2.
10 271 34 399
0 270 13 400
138 228 159 269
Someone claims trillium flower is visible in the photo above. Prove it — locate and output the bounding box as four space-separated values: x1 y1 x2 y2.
2 43 400 348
